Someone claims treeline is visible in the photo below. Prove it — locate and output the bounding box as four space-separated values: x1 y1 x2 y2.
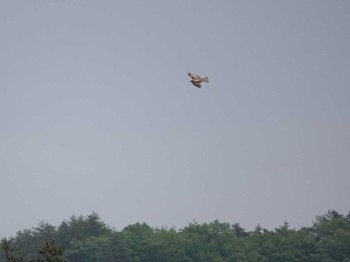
1 210 350 261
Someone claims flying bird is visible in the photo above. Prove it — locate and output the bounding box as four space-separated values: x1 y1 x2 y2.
188 72 209 88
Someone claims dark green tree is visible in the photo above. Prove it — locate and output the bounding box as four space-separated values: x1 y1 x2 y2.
182 220 242 261
36 240 67 262
1 239 67 262
1 239 25 262
122 223 156 262
105 232 130 262
312 210 350 261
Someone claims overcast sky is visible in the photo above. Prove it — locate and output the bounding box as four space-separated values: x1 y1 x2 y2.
1 1 349 238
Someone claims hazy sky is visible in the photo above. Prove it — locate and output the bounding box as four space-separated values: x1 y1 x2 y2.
1 1 349 238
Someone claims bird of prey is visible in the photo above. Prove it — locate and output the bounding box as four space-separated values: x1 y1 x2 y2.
188 72 209 88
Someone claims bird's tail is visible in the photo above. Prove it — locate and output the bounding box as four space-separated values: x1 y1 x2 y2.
201 76 209 82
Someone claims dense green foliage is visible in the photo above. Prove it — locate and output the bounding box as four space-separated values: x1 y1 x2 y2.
2 239 67 262
1 210 350 261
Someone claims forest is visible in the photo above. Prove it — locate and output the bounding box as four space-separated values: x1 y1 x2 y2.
1 210 350 262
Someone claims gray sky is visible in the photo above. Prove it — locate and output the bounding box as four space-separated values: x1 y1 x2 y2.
1 1 349 238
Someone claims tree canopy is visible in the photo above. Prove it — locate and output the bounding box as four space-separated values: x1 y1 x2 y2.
1 210 350 261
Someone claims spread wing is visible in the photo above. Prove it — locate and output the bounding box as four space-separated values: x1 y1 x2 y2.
192 81 201 88
188 72 201 79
